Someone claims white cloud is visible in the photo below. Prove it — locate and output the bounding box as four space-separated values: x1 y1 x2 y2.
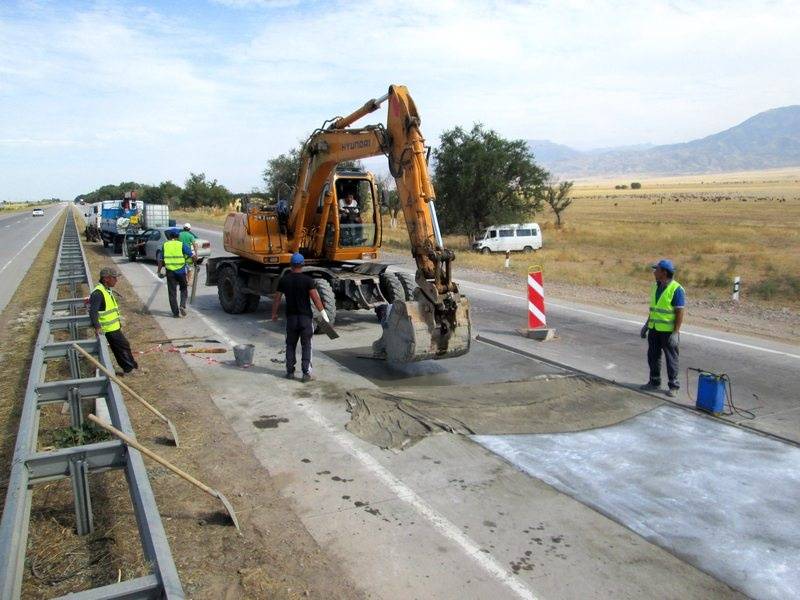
1 0 798 200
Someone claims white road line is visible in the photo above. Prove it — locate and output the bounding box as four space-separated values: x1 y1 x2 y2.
0 207 63 275
298 401 538 600
136 262 238 347
460 282 800 361
132 248 537 599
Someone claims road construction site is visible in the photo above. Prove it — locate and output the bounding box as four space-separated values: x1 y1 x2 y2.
2 210 799 599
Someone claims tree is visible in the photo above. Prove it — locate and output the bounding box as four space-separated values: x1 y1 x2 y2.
263 143 364 203
543 180 574 228
138 185 163 205
433 124 548 240
180 173 231 208
159 181 183 209
262 147 301 203
375 173 401 228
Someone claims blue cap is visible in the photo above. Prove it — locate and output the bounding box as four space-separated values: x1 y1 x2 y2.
290 252 305 266
651 259 675 273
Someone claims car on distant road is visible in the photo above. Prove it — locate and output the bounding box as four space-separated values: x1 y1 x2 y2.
472 222 542 254
31 208 44 217
125 227 212 263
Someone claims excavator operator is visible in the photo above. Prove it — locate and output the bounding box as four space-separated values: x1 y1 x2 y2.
339 192 363 247
338 192 361 223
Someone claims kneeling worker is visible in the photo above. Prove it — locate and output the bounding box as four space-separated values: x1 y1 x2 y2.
271 253 327 382
89 267 140 374
157 229 195 317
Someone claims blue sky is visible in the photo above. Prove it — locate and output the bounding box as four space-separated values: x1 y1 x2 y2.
1 0 798 201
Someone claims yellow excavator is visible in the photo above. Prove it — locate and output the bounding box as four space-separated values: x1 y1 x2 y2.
205 85 471 362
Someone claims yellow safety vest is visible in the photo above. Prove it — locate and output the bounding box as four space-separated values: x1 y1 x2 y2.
94 284 121 333
162 240 187 271
648 280 683 332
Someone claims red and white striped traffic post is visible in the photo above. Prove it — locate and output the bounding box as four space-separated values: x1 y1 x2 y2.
518 266 556 341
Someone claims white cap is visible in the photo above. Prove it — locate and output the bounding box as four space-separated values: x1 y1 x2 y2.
183 223 191 229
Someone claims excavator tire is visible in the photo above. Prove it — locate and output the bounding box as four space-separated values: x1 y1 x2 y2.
312 278 337 334
244 294 261 313
394 272 417 301
379 272 405 304
218 265 250 314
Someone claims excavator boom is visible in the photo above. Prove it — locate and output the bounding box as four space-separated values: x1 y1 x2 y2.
280 85 471 362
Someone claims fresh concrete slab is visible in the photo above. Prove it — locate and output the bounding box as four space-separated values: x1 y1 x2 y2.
108 253 742 599
476 405 800 600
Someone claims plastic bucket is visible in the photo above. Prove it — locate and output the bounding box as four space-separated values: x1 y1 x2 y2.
233 344 255 367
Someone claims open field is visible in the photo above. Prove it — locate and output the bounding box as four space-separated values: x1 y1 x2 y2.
0 201 60 213
384 172 800 308
172 170 800 309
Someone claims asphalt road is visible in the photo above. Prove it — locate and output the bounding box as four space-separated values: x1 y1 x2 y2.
0 205 66 312
191 223 800 444
116 245 742 599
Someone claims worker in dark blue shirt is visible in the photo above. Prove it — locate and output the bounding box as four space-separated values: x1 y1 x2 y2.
640 259 686 397
271 253 326 382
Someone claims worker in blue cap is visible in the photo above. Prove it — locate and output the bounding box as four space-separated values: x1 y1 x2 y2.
271 253 327 382
640 259 685 397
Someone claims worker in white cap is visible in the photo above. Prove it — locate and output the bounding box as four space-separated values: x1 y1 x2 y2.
179 223 198 286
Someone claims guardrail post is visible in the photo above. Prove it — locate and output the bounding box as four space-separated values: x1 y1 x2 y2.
67 347 82 380
69 458 94 535
67 386 84 429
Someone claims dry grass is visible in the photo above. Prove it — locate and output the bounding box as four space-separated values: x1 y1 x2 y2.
173 171 800 308
171 207 231 228
382 175 800 308
0 201 60 213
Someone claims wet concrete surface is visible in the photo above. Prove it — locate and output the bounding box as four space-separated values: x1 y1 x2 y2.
111 229 771 598
476 405 800 600
322 340 562 387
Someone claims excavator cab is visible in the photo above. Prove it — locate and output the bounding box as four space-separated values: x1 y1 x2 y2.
319 170 380 257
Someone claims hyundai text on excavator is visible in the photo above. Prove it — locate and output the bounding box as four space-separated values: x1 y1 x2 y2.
205 85 471 362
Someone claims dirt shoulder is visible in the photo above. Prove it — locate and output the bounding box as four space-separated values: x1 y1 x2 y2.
0 209 362 598
79 242 364 598
384 250 800 344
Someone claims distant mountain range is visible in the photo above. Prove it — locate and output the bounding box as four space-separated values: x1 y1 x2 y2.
529 105 800 178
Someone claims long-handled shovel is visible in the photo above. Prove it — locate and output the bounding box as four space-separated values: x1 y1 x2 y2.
87 414 240 532
190 261 200 304
72 343 180 447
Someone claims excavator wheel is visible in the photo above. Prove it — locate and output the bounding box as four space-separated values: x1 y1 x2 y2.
312 278 337 334
218 266 250 314
379 273 405 304
244 294 260 313
394 272 417 301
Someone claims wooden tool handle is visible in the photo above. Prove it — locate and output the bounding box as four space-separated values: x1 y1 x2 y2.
87 414 216 497
72 343 169 424
184 347 227 354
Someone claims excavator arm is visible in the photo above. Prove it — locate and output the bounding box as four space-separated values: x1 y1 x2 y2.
288 85 470 362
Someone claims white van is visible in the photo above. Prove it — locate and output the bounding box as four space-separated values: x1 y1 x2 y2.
472 223 542 254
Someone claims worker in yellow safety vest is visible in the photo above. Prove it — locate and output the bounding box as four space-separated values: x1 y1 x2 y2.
640 259 685 397
88 267 140 374
157 228 195 317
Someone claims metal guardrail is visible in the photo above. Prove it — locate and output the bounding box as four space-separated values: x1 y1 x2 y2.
0 210 183 598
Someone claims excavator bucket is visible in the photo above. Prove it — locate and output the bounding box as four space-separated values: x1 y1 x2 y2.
372 295 471 363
